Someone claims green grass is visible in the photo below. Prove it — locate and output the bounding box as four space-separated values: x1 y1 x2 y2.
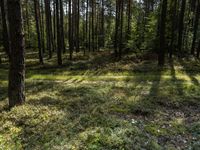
0 50 200 149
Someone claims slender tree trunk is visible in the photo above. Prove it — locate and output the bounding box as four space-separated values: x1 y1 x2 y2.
158 0 167 66
169 0 177 58
34 0 43 64
119 0 124 59
114 0 120 57
44 0 52 58
101 0 105 47
178 0 186 54
196 40 200 58
191 0 200 55
68 0 73 60
85 0 89 54
40 0 45 53
53 0 57 51
7 0 25 108
60 0 65 53
92 0 95 52
56 0 62 65
77 0 80 52
127 0 131 40
0 0 11 60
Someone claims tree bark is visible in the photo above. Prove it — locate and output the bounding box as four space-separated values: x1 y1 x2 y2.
191 0 200 55
178 0 186 54
0 0 11 60
56 0 62 65
7 0 25 108
158 0 167 66
34 0 43 64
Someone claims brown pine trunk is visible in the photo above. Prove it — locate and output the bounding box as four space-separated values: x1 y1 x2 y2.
0 0 11 60
158 0 167 66
34 0 43 64
191 0 200 55
178 0 186 54
60 0 65 53
56 0 62 65
68 0 73 60
114 0 120 57
119 0 124 59
7 0 25 108
169 0 177 58
44 0 52 58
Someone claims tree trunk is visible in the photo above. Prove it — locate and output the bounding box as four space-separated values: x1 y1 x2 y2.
158 0 167 66
119 0 124 59
7 0 25 108
0 0 10 60
44 0 52 58
68 0 73 60
169 0 177 58
197 40 200 58
34 0 43 64
178 0 186 54
191 0 200 55
60 0 65 53
56 0 62 65
114 0 120 57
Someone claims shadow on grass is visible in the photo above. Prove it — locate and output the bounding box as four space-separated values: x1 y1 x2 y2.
178 58 200 86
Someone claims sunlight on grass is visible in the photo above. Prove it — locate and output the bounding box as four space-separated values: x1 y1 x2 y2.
0 56 200 149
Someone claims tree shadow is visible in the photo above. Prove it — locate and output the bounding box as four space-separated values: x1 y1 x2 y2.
178 58 200 86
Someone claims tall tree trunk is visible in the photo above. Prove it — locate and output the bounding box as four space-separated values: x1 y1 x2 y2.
60 0 65 53
7 0 25 108
169 0 177 58
44 0 52 58
191 0 200 55
92 0 95 52
127 0 131 40
34 0 43 64
68 0 73 60
53 0 56 51
158 0 167 66
0 0 10 60
196 40 200 58
119 0 124 59
56 0 62 65
76 0 80 52
85 0 89 53
114 0 120 57
178 0 186 54
40 0 45 53
101 0 105 47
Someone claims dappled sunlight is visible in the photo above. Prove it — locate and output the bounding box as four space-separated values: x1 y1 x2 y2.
0 52 200 149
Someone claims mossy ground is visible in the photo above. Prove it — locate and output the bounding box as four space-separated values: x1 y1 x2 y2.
0 50 200 149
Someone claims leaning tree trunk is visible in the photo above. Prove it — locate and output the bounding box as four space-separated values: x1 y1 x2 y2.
7 0 25 108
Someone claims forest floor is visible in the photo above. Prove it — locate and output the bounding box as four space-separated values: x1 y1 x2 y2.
0 50 200 150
